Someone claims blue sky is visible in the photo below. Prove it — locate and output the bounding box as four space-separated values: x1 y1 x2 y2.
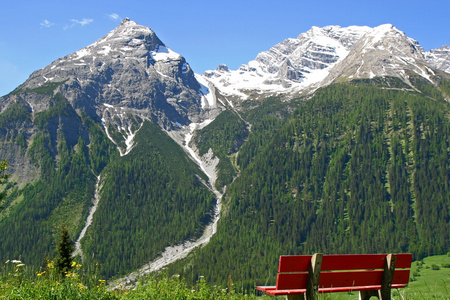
1 0 449 96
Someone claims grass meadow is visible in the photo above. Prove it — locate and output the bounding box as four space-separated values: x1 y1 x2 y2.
1 254 448 299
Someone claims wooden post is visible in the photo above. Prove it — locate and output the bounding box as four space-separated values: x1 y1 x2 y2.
379 254 396 300
305 253 323 300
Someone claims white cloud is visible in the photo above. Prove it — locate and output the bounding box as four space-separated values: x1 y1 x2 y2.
64 18 94 30
71 18 94 26
40 20 54 28
108 13 120 21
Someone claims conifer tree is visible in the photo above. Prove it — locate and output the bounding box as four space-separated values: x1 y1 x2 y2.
56 225 74 277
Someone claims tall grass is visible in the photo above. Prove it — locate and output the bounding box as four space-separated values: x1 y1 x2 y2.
0 259 265 299
0 259 115 299
1 255 448 299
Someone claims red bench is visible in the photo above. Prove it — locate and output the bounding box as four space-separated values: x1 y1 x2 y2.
257 253 412 300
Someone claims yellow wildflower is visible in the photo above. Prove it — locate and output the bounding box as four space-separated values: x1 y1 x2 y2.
71 261 77 267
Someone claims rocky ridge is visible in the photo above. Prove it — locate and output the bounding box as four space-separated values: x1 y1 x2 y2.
202 25 372 99
321 24 437 86
10 18 220 133
425 45 450 74
0 18 224 182
202 24 450 101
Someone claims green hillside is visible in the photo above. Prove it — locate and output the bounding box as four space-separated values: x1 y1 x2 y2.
0 77 448 288
404 254 450 299
193 110 249 189
0 95 109 265
169 80 450 291
0 94 215 279
81 121 215 278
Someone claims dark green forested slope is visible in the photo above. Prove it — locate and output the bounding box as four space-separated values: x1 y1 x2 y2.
169 81 449 291
0 93 216 279
81 121 216 279
0 94 117 266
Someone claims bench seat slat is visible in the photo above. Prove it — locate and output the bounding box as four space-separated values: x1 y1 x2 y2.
276 269 410 290
279 254 412 272
255 286 276 292
263 284 408 296
258 254 412 297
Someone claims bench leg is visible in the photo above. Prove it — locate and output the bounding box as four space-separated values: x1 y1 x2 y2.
359 290 379 300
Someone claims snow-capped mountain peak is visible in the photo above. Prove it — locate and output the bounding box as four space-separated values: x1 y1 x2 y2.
425 45 450 73
321 24 435 85
202 25 372 99
18 19 220 132
202 24 449 101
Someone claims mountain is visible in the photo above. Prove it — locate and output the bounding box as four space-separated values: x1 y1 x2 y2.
0 19 449 286
425 45 450 73
202 24 450 102
0 18 221 278
15 18 218 129
203 25 372 99
322 24 440 86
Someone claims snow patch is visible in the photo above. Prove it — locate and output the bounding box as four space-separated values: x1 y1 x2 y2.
98 45 112 56
202 25 372 99
74 48 91 59
195 74 217 108
101 104 142 156
150 45 181 61
122 124 141 156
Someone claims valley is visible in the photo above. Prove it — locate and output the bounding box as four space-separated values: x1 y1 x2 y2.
0 18 448 293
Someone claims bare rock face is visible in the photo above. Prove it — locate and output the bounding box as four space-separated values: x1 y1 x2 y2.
425 45 450 74
321 24 441 86
0 18 223 182
202 24 450 101
16 18 215 130
202 25 372 99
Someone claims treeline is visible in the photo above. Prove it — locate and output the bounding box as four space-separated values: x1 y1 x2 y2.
169 81 449 291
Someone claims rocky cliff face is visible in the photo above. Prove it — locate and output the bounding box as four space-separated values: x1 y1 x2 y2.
425 45 450 74
202 24 450 101
0 18 222 181
202 25 372 99
321 24 437 86
7 18 219 131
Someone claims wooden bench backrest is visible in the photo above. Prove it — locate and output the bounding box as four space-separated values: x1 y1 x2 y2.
276 254 412 290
